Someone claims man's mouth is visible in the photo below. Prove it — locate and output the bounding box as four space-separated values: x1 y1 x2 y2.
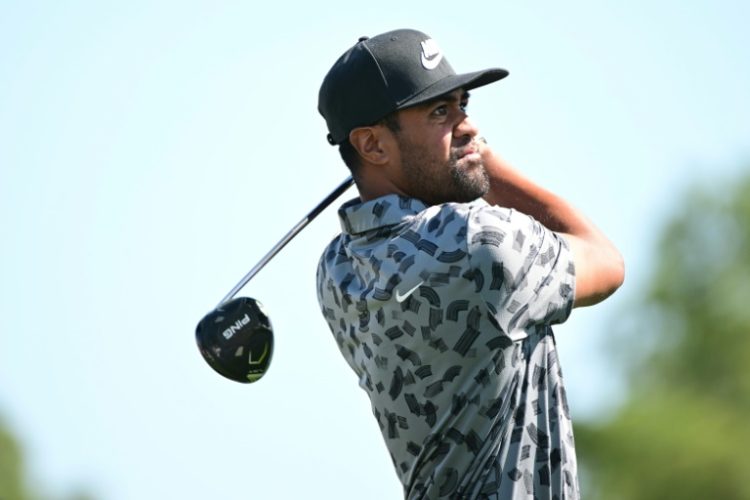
457 147 481 162
454 138 485 160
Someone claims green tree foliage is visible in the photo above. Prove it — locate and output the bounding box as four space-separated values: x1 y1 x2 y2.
0 415 32 500
576 171 750 499
0 413 97 500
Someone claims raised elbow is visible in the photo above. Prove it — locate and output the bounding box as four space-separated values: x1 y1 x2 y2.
570 240 625 308
610 249 626 292
599 253 625 305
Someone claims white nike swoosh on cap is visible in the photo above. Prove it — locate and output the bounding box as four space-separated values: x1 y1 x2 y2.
420 52 443 70
395 281 424 302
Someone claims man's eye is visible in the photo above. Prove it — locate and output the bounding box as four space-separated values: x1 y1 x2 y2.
432 105 448 116
460 100 469 112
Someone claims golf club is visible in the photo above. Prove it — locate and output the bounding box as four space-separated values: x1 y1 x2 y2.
195 176 354 383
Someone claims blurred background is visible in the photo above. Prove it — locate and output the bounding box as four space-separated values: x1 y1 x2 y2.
1 1 748 499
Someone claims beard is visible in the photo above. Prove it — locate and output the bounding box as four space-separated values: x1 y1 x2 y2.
398 137 490 206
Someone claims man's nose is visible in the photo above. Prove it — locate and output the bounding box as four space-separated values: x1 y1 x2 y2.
454 114 479 139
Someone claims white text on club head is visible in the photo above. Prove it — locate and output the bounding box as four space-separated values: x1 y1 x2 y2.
222 313 250 339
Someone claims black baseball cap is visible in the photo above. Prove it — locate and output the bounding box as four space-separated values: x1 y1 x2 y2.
318 29 508 145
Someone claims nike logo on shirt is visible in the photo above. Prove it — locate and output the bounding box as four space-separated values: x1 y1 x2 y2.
395 281 424 302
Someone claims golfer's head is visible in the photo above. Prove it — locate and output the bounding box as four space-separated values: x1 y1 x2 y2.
317 29 508 205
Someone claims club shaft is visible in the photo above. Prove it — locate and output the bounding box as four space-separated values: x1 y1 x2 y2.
218 176 354 306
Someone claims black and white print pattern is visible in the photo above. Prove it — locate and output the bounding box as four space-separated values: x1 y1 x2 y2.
316 194 579 499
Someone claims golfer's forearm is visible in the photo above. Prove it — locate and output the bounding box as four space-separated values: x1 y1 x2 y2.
480 146 625 307
481 148 588 235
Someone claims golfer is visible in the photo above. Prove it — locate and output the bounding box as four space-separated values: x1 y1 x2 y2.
316 28 624 499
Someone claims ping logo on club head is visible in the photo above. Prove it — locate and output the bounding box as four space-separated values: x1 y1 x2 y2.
222 313 250 339
420 39 443 70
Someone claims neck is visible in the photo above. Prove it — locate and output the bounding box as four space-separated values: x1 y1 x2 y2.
355 164 409 202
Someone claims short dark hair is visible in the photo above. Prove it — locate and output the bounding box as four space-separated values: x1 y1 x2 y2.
338 112 402 174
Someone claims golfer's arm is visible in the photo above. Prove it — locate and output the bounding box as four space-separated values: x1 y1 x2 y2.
480 146 625 308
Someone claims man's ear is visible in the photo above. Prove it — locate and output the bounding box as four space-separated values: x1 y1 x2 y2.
349 126 392 166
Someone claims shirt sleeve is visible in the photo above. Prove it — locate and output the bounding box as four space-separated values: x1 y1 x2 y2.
465 204 576 338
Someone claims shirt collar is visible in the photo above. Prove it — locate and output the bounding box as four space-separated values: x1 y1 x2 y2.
338 194 429 235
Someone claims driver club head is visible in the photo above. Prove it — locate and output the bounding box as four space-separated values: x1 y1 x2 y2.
195 297 274 383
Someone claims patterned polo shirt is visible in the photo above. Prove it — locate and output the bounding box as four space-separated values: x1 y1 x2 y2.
316 194 579 499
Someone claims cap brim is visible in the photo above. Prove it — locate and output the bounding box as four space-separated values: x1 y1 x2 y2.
397 68 508 110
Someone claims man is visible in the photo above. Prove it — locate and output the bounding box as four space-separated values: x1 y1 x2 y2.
315 29 624 499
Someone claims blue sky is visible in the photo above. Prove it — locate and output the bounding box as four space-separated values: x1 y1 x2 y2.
1 1 748 499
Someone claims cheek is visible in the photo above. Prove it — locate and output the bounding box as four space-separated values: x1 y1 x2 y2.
429 131 453 158
398 125 453 164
